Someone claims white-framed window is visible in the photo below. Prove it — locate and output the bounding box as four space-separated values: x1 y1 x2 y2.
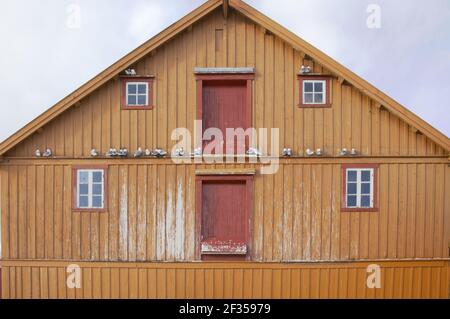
126 82 148 106
76 169 105 209
303 80 326 105
345 168 374 208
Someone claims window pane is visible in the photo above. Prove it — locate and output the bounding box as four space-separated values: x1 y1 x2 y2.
92 196 103 208
93 183 103 195
79 171 88 183
347 183 357 194
361 195 371 207
347 195 357 207
93 171 102 183
304 93 313 103
79 195 89 208
347 170 357 182
79 184 89 195
137 95 147 105
138 84 147 94
304 82 313 92
361 170 371 182
314 82 323 92
127 95 137 105
127 84 136 94
361 183 371 194
314 93 323 103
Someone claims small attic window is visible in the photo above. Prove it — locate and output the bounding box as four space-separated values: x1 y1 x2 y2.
298 75 331 107
303 80 325 104
121 76 154 109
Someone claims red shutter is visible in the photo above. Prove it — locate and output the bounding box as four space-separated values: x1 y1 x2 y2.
201 80 250 154
197 176 252 260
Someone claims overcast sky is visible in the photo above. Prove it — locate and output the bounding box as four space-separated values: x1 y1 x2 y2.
0 0 449 142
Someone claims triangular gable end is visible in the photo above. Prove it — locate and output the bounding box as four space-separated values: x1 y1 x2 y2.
0 0 448 155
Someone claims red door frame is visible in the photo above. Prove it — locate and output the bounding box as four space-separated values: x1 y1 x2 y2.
196 74 254 150
195 175 253 261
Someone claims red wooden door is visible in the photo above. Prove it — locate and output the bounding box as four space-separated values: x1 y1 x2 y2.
202 180 246 241
202 80 249 154
197 176 252 260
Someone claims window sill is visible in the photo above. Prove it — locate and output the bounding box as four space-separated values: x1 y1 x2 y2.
72 208 108 213
298 103 332 108
341 207 379 212
201 240 247 255
121 105 154 110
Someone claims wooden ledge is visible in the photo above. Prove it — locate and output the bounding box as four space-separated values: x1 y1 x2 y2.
193 67 255 74
201 240 247 255
195 168 256 176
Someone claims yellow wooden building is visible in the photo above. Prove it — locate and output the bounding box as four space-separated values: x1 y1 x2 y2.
0 0 449 299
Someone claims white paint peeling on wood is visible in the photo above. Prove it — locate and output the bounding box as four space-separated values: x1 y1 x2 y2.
148 167 157 260
331 166 340 260
303 175 311 260
166 185 175 261
312 168 321 261
252 179 263 262
323 167 332 260
128 176 136 262
137 168 147 261
184 168 195 260
175 174 185 261
119 182 128 260
156 175 165 261
282 166 293 261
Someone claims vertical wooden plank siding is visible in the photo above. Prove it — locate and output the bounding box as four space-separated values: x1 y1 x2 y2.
0 162 448 262
0 261 447 299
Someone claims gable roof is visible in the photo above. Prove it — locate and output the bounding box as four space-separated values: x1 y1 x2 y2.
0 0 448 155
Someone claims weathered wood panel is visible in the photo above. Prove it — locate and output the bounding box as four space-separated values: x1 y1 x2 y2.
1 260 448 299
6 9 445 158
1 161 448 262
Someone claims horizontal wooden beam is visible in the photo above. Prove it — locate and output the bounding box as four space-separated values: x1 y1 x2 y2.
1 259 447 269
0 156 448 166
196 168 256 175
